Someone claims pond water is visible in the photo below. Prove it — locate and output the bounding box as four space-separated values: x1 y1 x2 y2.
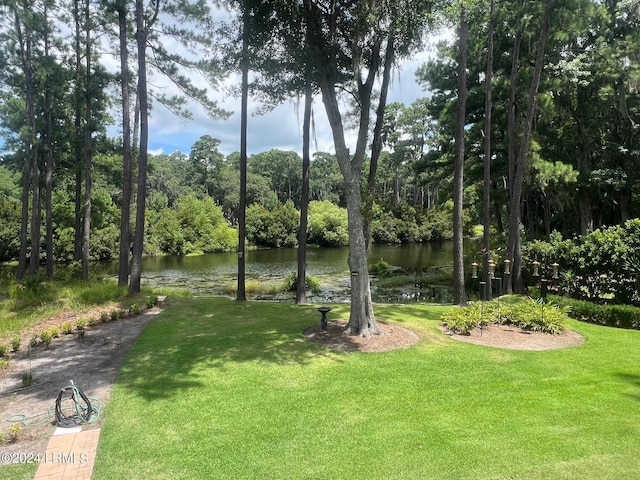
105 242 466 304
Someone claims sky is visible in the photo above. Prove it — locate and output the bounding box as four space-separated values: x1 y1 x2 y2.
101 5 454 160
142 52 439 158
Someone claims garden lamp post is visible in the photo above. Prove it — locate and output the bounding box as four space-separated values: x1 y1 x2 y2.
471 249 490 301
532 260 560 303
504 259 511 294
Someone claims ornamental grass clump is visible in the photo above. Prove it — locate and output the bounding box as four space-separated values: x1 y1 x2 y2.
61 321 74 335
500 299 567 334
441 302 490 334
49 326 60 339
441 297 567 335
39 329 53 349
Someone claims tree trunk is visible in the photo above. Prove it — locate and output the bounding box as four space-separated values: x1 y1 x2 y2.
13 7 37 280
29 131 40 277
574 114 593 234
296 73 312 304
505 13 522 295
117 0 132 287
236 8 249 302
81 0 92 282
302 0 395 335
73 0 83 264
506 0 553 294
17 152 30 281
482 0 495 300
494 201 504 234
452 4 468 306
365 37 394 251
316 78 379 336
129 0 152 294
44 5 54 279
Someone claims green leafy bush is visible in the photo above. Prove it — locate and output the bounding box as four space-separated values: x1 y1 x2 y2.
8 271 53 307
558 297 640 330
500 300 566 334
524 220 640 305
370 259 392 276
441 303 490 334
441 298 566 335
308 201 349 247
282 272 321 294
10 337 20 352
61 321 74 335
40 329 53 349
246 201 299 248
49 326 60 339
371 202 454 244
151 195 237 255
146 296 158 309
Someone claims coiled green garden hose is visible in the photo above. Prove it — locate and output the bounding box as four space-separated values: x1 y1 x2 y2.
6 382 102 427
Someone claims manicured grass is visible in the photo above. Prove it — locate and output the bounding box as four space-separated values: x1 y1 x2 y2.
93 297 640 480
0 463 35 480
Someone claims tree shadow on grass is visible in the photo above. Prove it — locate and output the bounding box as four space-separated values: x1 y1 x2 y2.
0 311 158 404
114 297 348 401
614 373 640 401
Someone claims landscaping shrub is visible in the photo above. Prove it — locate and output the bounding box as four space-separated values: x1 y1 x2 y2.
441 297 567 335
246 201 299 248
282 272 321 294
308 200 349 247
146 296 158 309
370 259 392 276
500 300 567 334
558 297 640 330
151 195 237 255
524 220 640 305
441 303 489 334
49 326 60 339
39 329 53 349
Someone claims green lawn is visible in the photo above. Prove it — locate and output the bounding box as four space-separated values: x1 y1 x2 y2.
93 297 640 480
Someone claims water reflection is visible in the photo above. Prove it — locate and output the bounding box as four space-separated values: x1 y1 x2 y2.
105 243 458 304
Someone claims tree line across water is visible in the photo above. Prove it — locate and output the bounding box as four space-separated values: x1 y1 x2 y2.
0 142 456 262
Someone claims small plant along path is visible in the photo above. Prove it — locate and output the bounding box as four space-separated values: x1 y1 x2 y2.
0 306 160 458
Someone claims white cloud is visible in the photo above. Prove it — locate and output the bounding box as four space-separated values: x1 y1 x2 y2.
106 24 453 158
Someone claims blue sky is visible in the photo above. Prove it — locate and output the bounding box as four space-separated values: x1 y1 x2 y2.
143 54 436 158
